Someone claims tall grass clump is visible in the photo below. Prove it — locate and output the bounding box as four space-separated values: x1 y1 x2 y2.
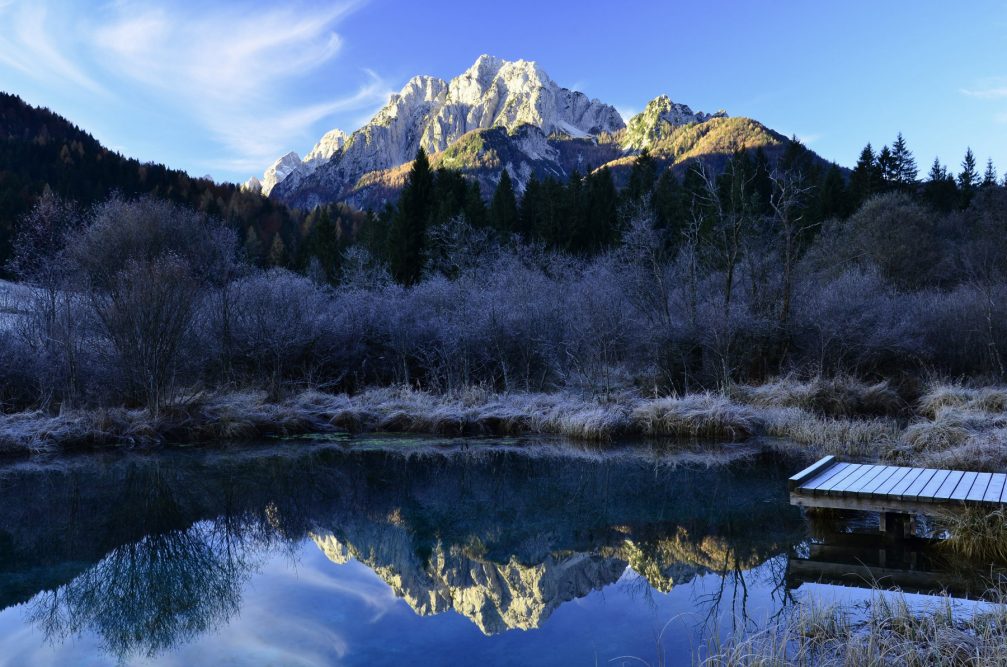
936 506 1007 562
698 590 1007 666
918 383 1007 418
732 376 904 418
633 394 756 440
760 407 902 459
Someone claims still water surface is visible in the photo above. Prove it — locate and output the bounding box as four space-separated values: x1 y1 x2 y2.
0 436 976 665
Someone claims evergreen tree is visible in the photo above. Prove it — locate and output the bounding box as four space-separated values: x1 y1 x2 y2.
583 168 618 253
815 164 850 221
652 169 687 250
303 207 341 282
563 170 587 253
877 145 897 185
849 143 882 208
463 181 487 228
625 149 657 202
958 147 979 208
890 132 918 185
923 157 959 213
518 175 541 239
983 158 998 188
388 148 434 285
751 148 774 211
488 170 518 235
536 177 567 249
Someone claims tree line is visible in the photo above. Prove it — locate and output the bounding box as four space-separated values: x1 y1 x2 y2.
4 130 1007 415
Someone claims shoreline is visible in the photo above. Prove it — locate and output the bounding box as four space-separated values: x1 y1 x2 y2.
2 379 1007 468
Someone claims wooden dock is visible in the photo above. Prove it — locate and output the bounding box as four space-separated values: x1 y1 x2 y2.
789 455 1007 515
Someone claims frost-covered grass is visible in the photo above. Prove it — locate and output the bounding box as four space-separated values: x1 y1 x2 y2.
699 591 1007 666
5 378 1007 464
760 407 902 460
730 375 904 418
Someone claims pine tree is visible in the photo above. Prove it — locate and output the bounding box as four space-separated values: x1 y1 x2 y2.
563 170 586 253
923 157 959 213
652 170 687 250
890 132 917 185
877 145 897 184
958 147 979 208
849 143 881 209
463 181 487 228
488 169 518 235
584 168 618 253
518 175 540 239
626 149 657 202
309 208 341 283
983 158 998 188
388 148 434 285
815 164 850 221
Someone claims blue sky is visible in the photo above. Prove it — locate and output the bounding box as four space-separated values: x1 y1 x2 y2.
1 0 1006 184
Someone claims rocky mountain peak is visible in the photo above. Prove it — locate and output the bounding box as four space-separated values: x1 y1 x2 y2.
622 95 728 151
305 128 349 166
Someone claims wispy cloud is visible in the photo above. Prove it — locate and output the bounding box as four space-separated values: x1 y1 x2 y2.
961 77 1007 99
0 1 393 177
88 1 390 172
961 86 1007 99
797 132 824 145
0 2 105 94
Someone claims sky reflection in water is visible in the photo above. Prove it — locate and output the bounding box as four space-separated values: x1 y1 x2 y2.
0 437 978 666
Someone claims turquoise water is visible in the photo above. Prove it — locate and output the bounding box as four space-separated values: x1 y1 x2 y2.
0 436 964 665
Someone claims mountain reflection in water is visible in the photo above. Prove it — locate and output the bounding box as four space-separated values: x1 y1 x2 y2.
0 438 806 662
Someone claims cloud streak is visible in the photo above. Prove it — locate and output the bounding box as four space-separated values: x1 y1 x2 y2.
0 0 393 178
961 86 1007 99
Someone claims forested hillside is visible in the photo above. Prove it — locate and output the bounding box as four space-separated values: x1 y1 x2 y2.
0 93 367 276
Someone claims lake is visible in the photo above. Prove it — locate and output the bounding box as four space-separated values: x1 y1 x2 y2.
0 436 982 665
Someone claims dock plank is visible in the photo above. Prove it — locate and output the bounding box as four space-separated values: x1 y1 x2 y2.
844 465 887 494
817 464 868 495
872 467 913 498
950 472 979 502
984 474 1007 503
900 468 938 500
931 471 966 501
789 456 837 490
799 462 854 493
967 472 994 502
889 468 926 498
916 470 951 501
791 458 1007 517
860 466 902 496
820 464 868 494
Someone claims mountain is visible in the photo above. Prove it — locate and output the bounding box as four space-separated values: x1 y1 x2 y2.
259 55 815 211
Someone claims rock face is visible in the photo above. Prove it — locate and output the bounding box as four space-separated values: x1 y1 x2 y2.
311 528 629 635
265 55 628 209
622 95 728 151
255 56 802 210
248 129 350 196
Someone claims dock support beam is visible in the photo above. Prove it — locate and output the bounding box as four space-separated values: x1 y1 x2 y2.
879 512 913 537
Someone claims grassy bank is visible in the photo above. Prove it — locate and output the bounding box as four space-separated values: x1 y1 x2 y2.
3 378 1007 465
699 590 1007 666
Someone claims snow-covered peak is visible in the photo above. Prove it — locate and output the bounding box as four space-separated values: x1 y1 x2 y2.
259 151 303 195
305 128 349 166
260 56 626 204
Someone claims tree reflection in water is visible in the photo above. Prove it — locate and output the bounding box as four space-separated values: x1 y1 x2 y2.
0 440 810 660
27 515 280 661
